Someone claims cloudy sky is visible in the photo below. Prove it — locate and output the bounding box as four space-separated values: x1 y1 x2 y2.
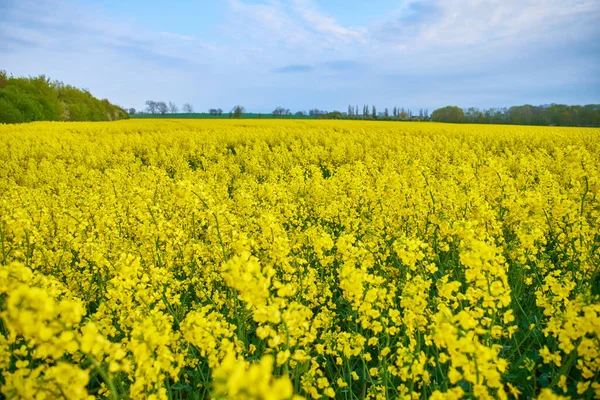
1 0 599 113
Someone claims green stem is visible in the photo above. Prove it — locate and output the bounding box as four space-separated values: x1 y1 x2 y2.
88 356 119 400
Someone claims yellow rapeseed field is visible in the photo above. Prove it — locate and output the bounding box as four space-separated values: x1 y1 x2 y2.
1 119 599 400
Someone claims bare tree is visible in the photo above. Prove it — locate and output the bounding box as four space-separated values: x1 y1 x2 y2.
309 109 326 117
157 101 168 115
183 103 194 114
273 106 290 117
128 108 136 115
168 102 178 114
145 100 158 114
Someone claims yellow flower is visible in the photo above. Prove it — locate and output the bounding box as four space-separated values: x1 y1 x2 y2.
448 368 462 384
577 381 590 395
277 350 291 366
506 383 521 398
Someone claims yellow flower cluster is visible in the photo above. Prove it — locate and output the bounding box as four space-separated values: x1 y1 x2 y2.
1 119 599 399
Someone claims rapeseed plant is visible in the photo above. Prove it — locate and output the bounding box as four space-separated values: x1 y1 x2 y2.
0 119 599 399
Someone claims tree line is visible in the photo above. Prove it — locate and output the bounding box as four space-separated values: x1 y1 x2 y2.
139 100 194 115
432 104 600 126
134 101 600 127
137 101 247 117
136 101 430 121
0 71 129 124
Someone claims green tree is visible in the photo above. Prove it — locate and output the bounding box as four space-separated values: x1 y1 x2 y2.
431 106 465 123
231 105 245 118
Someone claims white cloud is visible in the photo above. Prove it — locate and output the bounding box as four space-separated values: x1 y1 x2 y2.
225 0 311 48
224 0 367 55
291 0 366 44
221 0 599 76
160 31 193 41
1 0 216 60
376 0 600 50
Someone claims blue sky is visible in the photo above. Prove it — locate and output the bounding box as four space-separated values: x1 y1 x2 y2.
1 0 599 113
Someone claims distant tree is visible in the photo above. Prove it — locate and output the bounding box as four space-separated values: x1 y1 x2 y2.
157 101 168 115
295 111 306 117
217 108 223 115
431 106 465 123
231 105 244 118
400 110 408 119
128 108 136 115
393 107 397 117
145 100 158 114
372 105 376 118
168 101 178 114
507 104 544 125
326 111 343 119
348 105 353 116
419 109 423 119
384 108 389 118
424 109 429 119
273 106 290 117
465 107 485 123
209 108 218 115
183 103 194 114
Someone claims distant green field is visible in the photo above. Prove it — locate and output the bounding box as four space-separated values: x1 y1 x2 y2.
131 113 317 119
